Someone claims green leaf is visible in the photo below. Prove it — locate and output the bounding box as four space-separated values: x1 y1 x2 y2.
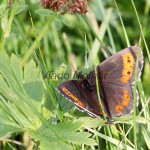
15 4 28 15
0 4 7 15
0 52 46 131
0 123 22 137
62 17 73 27
114 116 150 124
142 126 150 149
0 74 10 94
23 59 42 82
19 0 25 5
28 128 72 150
54 18 62 30
35 9 54 16
55 121 97 145
60 132 97 145
23 81 43 101
55 120 82 132
87 128 134 150
10 54 23 81
28 120 96 149
77 117 104 128
1 10 8 32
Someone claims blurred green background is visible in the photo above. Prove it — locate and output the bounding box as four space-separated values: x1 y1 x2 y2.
0 0 150 149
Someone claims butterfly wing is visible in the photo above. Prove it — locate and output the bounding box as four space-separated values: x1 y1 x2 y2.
57 80 102 117
100 83 134 118
87 46 143 118
97 46 143 85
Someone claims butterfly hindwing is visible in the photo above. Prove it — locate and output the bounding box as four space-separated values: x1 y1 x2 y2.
100 83 134 118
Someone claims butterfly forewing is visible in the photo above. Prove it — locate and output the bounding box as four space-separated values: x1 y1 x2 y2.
57 80 102 117
97 46 143 85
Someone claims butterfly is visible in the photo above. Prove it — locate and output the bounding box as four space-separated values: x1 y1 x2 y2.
57 46 144 120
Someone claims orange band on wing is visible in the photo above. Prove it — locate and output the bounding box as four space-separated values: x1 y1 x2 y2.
121 89 130 106
115 90 131 112
121 52 134 83
62 87 85 107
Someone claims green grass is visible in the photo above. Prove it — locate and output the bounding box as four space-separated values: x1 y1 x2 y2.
0 0 150 149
